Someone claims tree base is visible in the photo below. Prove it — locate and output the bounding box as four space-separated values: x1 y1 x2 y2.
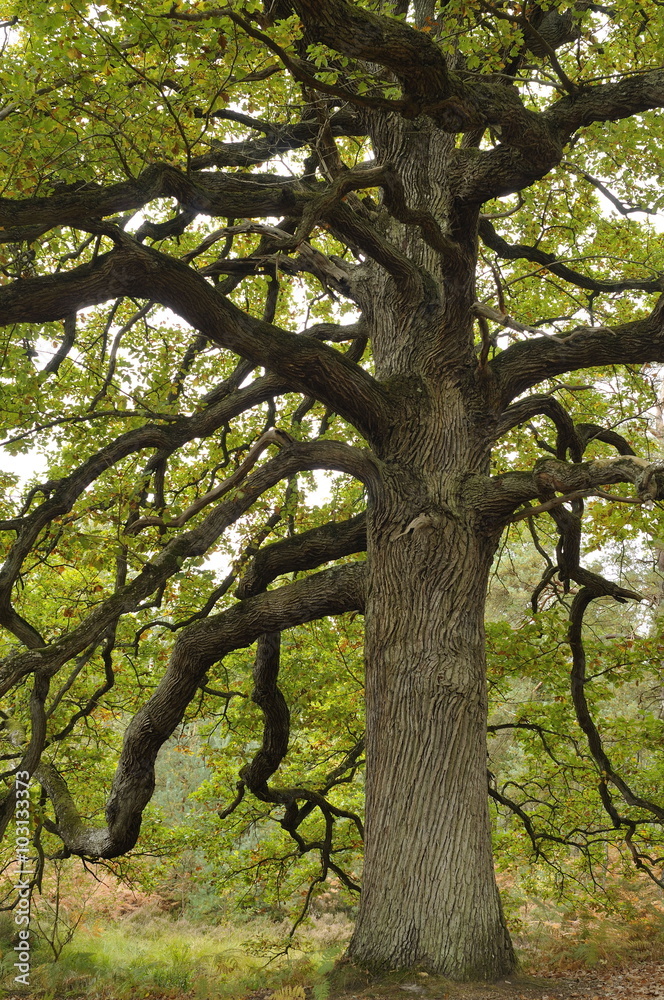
328 949 518 996
326 958 579 1000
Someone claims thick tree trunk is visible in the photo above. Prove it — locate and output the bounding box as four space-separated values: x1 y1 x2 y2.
344 111 514 977
346 391 515 978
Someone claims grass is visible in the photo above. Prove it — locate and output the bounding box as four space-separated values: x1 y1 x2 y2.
0 905 352 999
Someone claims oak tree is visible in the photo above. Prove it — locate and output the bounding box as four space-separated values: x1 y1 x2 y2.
2 0 664 979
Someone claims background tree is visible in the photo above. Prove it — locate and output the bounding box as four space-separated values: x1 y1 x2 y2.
2 0 664 981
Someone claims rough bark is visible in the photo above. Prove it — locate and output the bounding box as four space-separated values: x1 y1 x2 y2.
350 446 514 976
336 106 514 975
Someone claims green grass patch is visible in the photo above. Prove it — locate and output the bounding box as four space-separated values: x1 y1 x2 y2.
0 909 351 1000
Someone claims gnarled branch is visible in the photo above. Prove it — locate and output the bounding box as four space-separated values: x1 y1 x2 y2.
469 455 664 526
36 563 366 858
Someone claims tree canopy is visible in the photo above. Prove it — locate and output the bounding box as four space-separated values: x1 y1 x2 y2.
2 0 664 980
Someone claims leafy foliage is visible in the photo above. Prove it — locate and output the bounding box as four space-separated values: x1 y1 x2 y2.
2 0 664 978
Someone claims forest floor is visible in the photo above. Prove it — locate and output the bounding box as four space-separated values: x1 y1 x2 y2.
1 869 664 1000
0 962 662 999
1 951 663 999
302 958 664 1000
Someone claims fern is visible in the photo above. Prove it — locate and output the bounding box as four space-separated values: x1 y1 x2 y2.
271 987 307 1000
313 978 331 1000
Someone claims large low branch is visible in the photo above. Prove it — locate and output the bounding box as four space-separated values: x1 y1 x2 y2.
0 674 49 841
0 440 376 697
490 295 664 404
38 564 366 858
467 455 664 526
569 590 664 823
496 399 636 462
0 238 391 442
544 68 664 141
0 163 308 243
452 138 561 203
453 71 664 204
495 394 582 461
239 631 289 794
